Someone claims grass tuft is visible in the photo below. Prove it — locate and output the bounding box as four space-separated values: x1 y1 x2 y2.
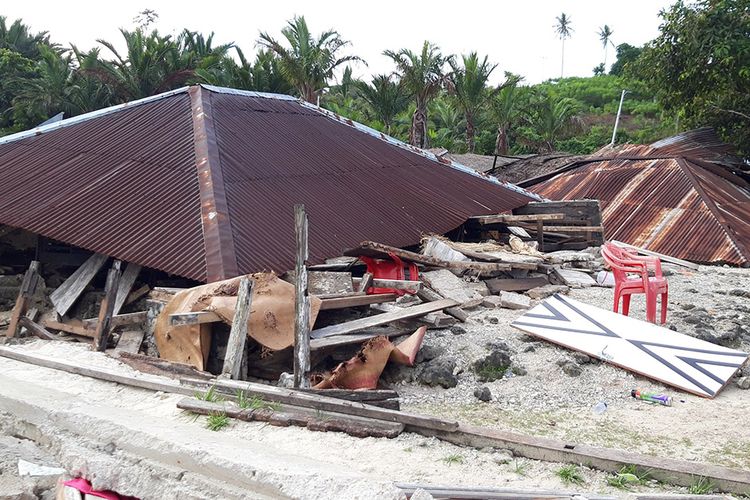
555 464 585 486
205 411 230 431
606 464 651 489
688 476 715 495
442 454 464 465
512 459 528 476
195 385 223 403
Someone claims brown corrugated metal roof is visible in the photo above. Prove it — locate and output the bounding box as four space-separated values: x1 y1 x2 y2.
527 132 750 265
0 85 537 281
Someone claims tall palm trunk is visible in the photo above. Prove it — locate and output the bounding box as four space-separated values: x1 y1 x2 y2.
410 98 428 148
560 38 565 78
465 113 476 153
495 125 509 155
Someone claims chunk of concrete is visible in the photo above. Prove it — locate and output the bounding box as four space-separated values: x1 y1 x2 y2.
499 291 531 310
552 268 596 288
526 284 569 300
421 269 482 304
482 295 503 308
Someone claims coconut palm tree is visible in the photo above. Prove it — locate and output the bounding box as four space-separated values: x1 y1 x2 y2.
598 25 614 68
525 93 583 152
355 74 408 134
449 52 497 152
258 16 363 103
491 72 523 155
384 41 451 148
0 16 51 59
554 13 573 79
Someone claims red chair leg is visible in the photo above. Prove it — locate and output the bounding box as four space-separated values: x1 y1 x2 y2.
646 290 657 323
660 290 668 324
622 295 631 316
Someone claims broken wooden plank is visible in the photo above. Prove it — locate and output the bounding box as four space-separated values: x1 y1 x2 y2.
18 307 40 338
421 269 482 304
112 263 141 315
169 310 222 327
114 330 145 354
148 287 185 303
184 376 459 432
611 240 700 270
310 299 458 339
124 283 150 306
5 261 40 338
357 272 373 293
82 311 148 330
93 260 122 352
114 351 212 380
18 317 58 341
472 213 565 225
293 204 311 389
518 224 604 232
314 291 366 300
298 388 399 402
43 319 95 337
396 483 615 500
221 277 254 380
485 277 549 293
309 326 407 350
551 268 596 288
318 293 398 310
50 253 108 317
177 397 404 438
351 278 422 292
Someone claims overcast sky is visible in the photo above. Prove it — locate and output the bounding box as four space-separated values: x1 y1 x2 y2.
3 0 675 85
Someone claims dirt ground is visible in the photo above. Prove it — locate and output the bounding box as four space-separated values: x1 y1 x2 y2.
0 264 747 499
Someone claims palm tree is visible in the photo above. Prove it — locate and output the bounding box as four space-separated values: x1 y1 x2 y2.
384 41 451 148
598 25 614 68
525 93 583 152
449 52 497 152
355 74 408 134
258 16 363 103
87 29 197 101
554 13 573 79
0 16 52 59
491 72 523 155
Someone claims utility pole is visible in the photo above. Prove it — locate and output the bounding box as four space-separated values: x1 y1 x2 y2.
611 89 628 145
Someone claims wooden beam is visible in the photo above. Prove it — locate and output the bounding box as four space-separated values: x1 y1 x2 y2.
177 397 404 438
93 260 122 352
293 204 311 389
82 311 148 330
357 272 373 293
184 377 459 432
485 277 549 293
518 224 604 233
318 293 398 310
5 261 40 338
169 311 222 327
396 483 615 500
124 284 150 306
113 330 145 354
49 253 108 317
472 213 565 225
611 240 700 270
310 298 458 339
310 327 407 350
417 286 469 322
18 317 58 341
352 278 422 292
221 277 253 380
112 263 141 315
43 319 94 337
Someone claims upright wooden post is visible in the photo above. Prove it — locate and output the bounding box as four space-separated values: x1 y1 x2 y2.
221 277 254 380
293 204 311 388
536 219 544 251
5 261 40 338
93 260 122 352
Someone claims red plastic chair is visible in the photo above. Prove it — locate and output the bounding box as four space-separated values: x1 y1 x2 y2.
601 243 668 324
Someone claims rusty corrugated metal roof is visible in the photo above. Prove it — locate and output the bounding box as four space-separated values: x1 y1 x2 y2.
0 85 537 281
527 131 750 265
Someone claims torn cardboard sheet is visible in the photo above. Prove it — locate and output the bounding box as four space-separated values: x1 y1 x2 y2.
313 326 426 389
512 294 749 398
155 273 321 370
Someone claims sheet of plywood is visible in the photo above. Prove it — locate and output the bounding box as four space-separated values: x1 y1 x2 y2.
512 294 748 398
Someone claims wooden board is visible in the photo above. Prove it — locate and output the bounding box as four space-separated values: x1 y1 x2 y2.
485 277 549 293
114 330 145 354
472 213 565 225
318 293 398 310
112 263 141 315
49 253 108 317
310 299 458 339
512 294 748 398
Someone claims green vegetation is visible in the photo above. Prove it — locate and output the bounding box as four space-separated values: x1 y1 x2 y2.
195 385 223 403
1 2 748 160
555 464 585 485
688 476 715 495
512 459 528 476
606 465 651 489
235 390 280 411
205 411 230 431
441 453 464 465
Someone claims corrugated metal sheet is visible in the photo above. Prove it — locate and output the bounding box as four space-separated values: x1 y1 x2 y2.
530 147 750 265
0 85 536 281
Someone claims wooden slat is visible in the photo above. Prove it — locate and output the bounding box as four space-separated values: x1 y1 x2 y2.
43 319 95 337
114 330 145 354
472 213 565 225
417 286 469 322
5 261 40 338
93 260 122 352
18 317 58 341
518 224 604 232
351 278 422 292
169 311 222 326
124 284 150 306
177 397 404 438
82 311 148 330
318 293 398 310
310 298 458 339
221 277 253 380
485 277 549 293
184 377 459 432
49 253 108 317
309 327 407 350
297 388 399 402
293 204 311 389
357 272 373 293
611 240 700 270
112 263 141 315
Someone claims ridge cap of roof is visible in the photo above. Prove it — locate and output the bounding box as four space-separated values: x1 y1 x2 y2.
0 86 191 147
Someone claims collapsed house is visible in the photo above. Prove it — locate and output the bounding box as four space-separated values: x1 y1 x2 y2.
0 84 538 282
518 129 750 266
